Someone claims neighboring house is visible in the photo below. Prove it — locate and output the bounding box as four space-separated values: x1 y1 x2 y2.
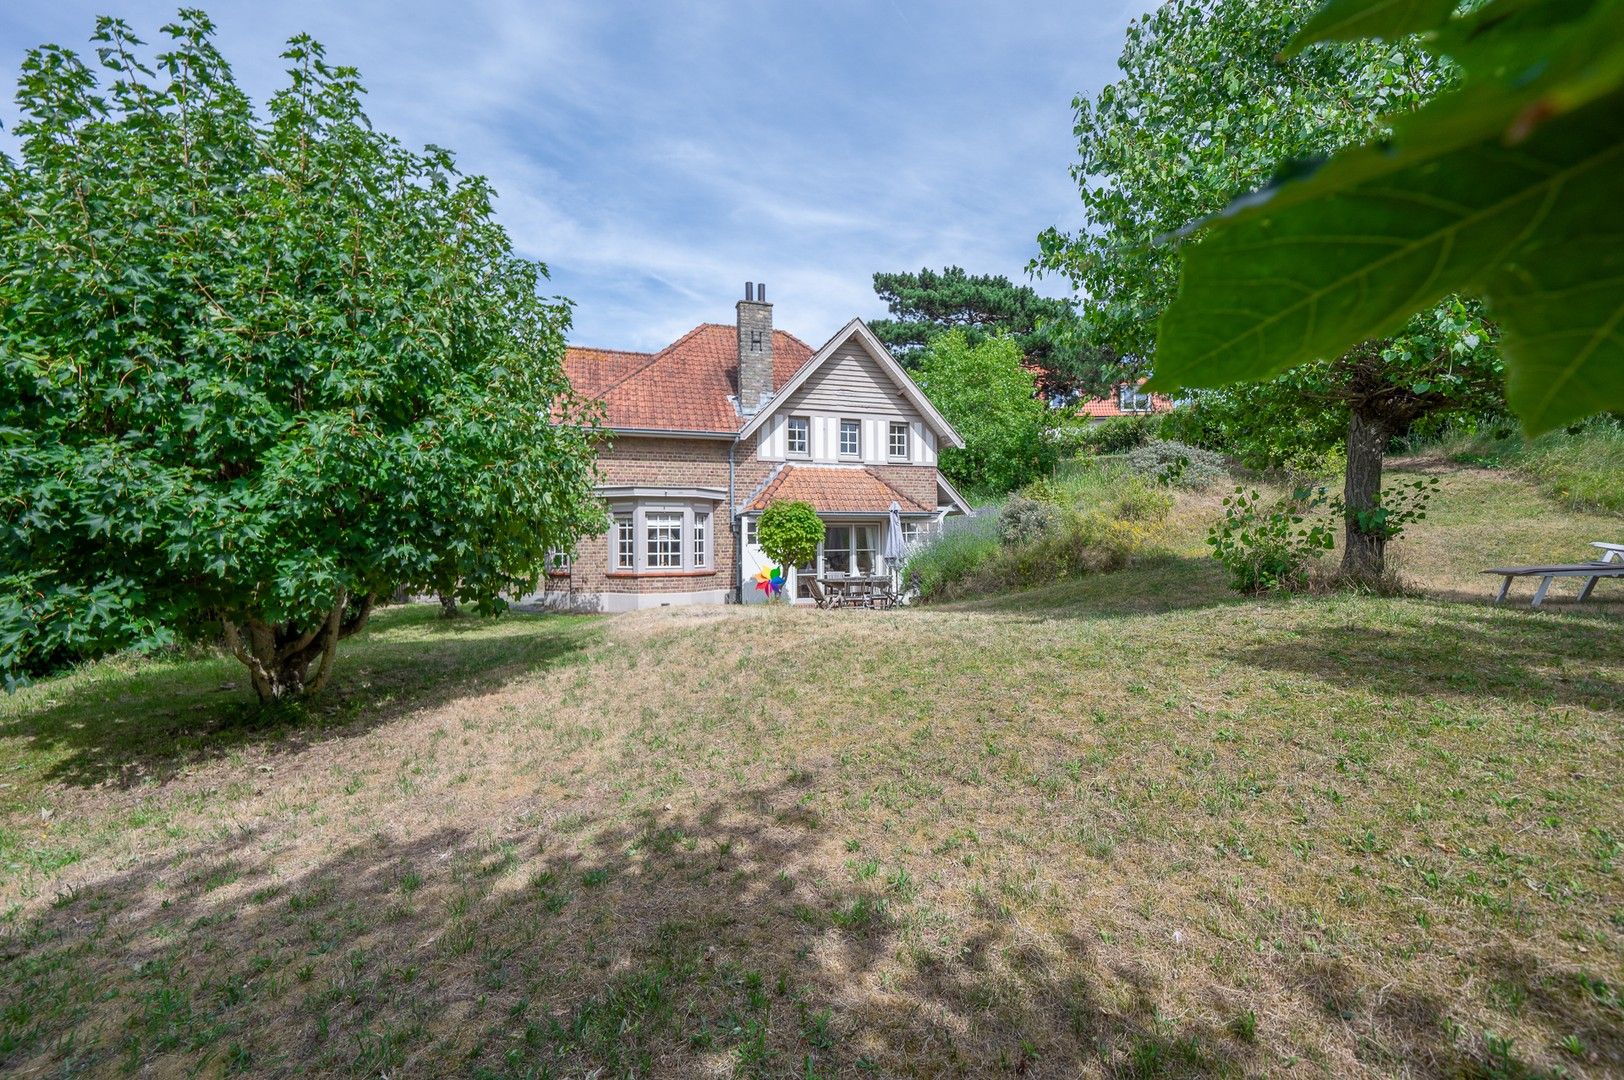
539 283 969 611
1075 379 1175 423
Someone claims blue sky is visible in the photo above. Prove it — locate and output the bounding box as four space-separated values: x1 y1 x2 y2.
1 1 1152 351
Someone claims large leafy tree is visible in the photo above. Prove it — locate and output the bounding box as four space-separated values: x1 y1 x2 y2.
1154 0 1624 435
1035 0 1503 580
869 266 1117 398
0 12 604 700
914 331 1056 494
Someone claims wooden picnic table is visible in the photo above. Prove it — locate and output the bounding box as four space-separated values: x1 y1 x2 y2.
819 574 895 609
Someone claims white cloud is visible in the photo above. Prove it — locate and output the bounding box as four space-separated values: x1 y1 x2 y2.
0 0 1151 350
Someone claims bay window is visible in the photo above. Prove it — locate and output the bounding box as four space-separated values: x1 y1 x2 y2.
607 501 717 574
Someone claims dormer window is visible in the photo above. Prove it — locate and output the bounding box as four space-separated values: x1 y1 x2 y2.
1119 385 1153 413
839 419 861 458
786 416 810 456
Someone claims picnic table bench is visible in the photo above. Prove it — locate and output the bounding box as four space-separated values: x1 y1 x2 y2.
1484 544 1624 608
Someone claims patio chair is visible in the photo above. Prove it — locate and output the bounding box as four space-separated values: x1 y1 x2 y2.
807 578 841 610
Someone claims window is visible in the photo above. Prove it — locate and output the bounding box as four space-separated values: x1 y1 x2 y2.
1119 385 1153 413
743 517 757 547
888 421 910 460
615 514 635 569
901 521 925 546
839 418 861 457
786 416 810 456
546 549 572 574
645 512 682 569
692 513 709 568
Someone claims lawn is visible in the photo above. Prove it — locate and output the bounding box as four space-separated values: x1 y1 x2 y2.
1 467 1621 1078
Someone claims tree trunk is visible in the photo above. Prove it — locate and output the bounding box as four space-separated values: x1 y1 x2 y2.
222 592 374 704
437 591 459 618
1340 408 1388 583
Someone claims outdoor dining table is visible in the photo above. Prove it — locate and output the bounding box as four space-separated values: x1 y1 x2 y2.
818 574 894 608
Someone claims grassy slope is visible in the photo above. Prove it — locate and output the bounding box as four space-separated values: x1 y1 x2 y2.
0 468 1620 1078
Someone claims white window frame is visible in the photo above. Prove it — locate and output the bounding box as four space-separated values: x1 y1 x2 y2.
607 502 717 575
546 549 572 574
614 513 635 570
888 421 910 461
1119 386 1153 413
786 416 811 457
644 511 683 569
839 418 861 458
743 517 758 548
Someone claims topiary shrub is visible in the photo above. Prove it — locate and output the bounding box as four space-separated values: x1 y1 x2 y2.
757 500 824 586
997 495 1060 546
1124 439 1227 490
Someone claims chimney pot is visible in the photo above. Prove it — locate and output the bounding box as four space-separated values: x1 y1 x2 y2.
757 283 766 302
745 281 754 301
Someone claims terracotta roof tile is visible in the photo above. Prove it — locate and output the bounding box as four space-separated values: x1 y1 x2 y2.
563 324 815 432
747 466 930 514
1078 380 1174 419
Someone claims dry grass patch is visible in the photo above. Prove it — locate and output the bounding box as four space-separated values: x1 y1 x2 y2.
0 468 1621 1077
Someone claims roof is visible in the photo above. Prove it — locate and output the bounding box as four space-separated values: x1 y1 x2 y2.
563 324 814 433
746 465 932 514
1078 380 1174 420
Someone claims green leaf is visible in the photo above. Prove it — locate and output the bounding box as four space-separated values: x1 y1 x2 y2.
1155 90 1624 431
1288 0 1458 53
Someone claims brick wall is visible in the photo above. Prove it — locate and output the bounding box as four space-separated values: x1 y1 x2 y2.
557 436 771 601
548 433 938 607
869 464 938 511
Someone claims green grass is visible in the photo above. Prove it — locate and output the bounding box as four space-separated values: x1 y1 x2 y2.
0 466 1620 1077
1430 416 1624 516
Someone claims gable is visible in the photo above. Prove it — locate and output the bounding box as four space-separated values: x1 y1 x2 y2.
775 341 924 422
737 319 964 449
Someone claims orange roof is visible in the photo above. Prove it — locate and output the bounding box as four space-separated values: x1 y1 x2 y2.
747 465 931 514
1078 381 1174 419
564 324 814 432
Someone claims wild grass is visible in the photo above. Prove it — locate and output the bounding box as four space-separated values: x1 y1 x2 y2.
0 466 1620 1077
1424 415 1624 516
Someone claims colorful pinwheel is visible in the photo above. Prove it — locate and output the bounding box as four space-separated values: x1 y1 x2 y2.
754 565 785 597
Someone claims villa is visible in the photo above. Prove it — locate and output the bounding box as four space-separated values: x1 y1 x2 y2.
539 283 969 610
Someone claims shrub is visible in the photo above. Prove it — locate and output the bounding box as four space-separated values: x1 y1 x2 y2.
1110 482 1175 523
904 514 1001 600
1072 414 1161 456
1124 440 1227 490
997 496 1060 546
1207 487 1335 593
757 500 824 573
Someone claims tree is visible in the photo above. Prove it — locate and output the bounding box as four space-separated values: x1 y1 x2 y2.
0 13 605 700
1034 0 1502 581
869 267 1118 398
914 331 1057 494
757 501 824 579
1155 0 1624 435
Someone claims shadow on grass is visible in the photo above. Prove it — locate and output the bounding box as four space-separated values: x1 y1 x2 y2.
1226 602 1624 709
0 604 602 794
7 767 1601 1076
0 773 1266 1079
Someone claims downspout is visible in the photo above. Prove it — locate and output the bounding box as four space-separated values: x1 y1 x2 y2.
728 439 739 603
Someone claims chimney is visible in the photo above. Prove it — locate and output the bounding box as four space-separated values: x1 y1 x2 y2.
736 281 774 415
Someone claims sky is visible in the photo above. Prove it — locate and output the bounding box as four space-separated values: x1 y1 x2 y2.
1 1 1154 351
